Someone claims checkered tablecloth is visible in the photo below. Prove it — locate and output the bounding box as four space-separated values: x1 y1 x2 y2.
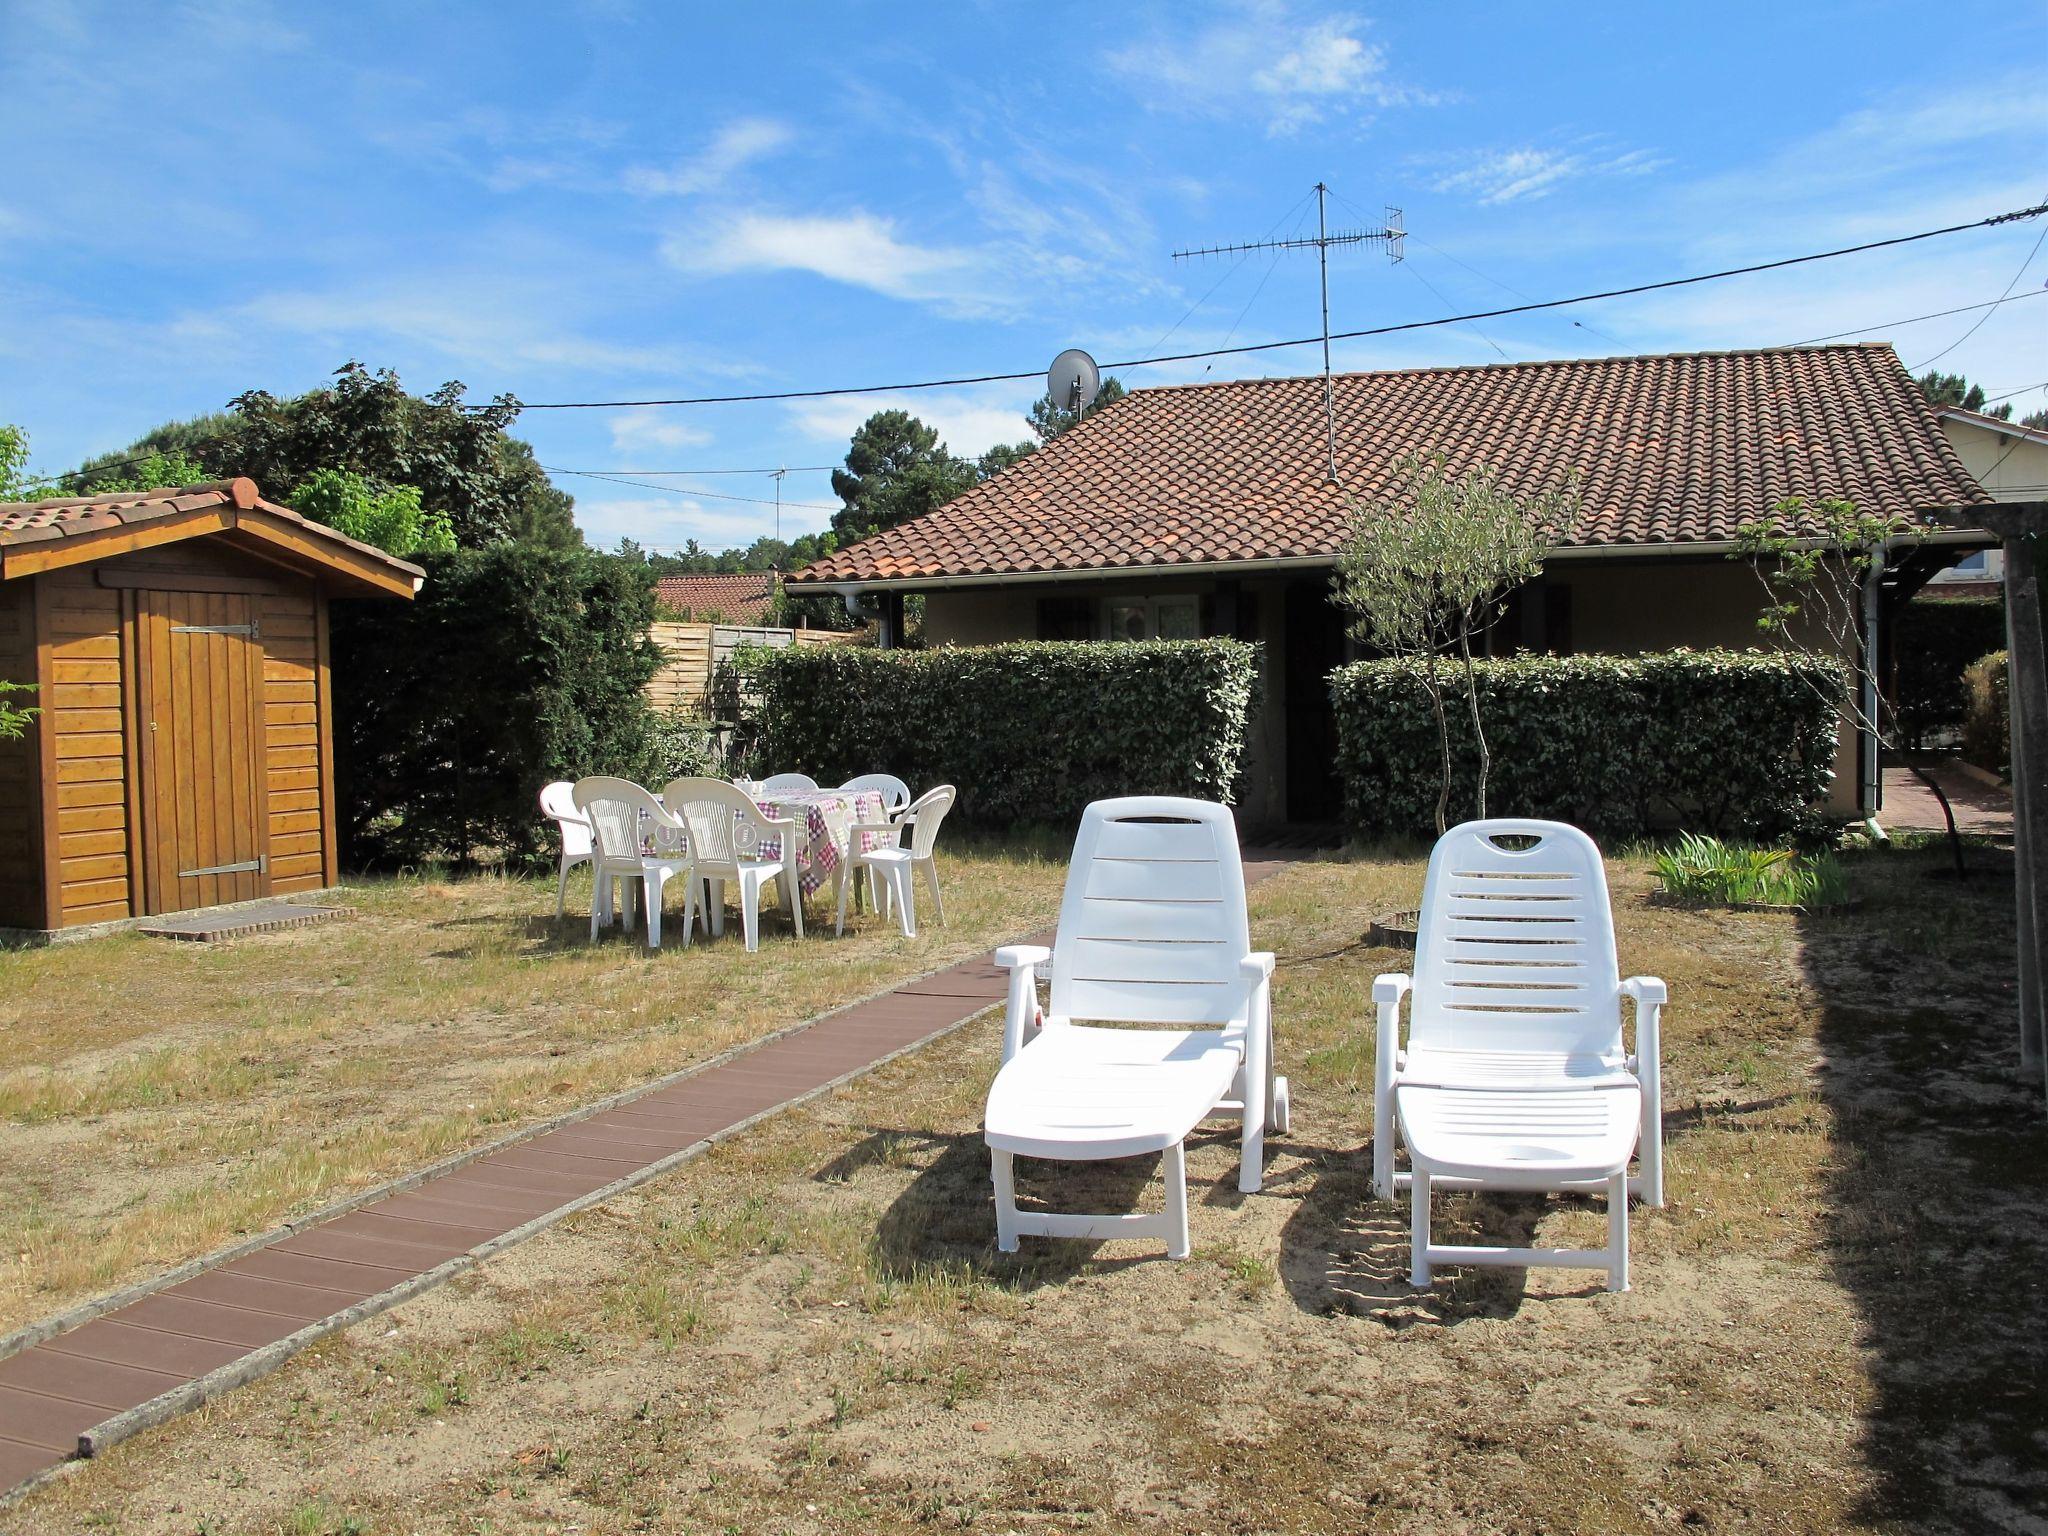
755 788 888 897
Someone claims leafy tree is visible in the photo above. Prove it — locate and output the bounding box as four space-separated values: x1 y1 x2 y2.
293 468 455 558
68 412 237 489
1028 376 1125 443
976 440 1035 479
829 410 977 543
1334 455 1576 832
0 423 47 501
56 363 580 548
1733 496 1967 874
0 681 34 741
1916 370 2013 421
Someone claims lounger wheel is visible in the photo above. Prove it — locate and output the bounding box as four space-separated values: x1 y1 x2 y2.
1268 1075 1290 1135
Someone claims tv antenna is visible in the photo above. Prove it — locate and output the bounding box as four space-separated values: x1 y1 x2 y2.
1173 183 1403 483
771 465 785 541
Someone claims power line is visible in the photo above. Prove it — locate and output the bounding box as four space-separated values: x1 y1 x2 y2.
1908 191 2048 370
548 464 836 476
542 466 838 510
1792 287 2048 345
506 200 2048 409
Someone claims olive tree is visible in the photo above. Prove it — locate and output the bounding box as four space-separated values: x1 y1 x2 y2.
1333 454 1577 833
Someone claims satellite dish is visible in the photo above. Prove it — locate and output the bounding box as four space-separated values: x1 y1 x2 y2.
1047 348 1100 415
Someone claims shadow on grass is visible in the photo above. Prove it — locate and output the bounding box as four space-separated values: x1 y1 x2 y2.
1798 840 2048 1530
827 1125 1246 1293
1274 1143 1554 1326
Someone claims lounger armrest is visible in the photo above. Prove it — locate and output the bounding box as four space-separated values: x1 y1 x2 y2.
1371 973 1412 1199
997 946 1050 1064
1621 976 1667 1007
1239 952 1275 983
1621 975 1667 1206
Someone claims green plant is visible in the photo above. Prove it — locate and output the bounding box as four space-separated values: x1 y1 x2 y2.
1961 649 2010 779
329 543 664 869
294 466 456 558
646 708 718 782
746 639 1261 829
1334 454 1577 831
1653 833 1848 908
0 680 36 741
1329 649 1843 841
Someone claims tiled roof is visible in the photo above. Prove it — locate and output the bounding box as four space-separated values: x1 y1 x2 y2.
790 344 1988 586
652 572 779 623
0 477 426 580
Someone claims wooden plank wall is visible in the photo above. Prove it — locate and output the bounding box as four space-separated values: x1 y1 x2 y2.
258 587 327 893
646 621 853 716
39 568 132 925
0 581 41 928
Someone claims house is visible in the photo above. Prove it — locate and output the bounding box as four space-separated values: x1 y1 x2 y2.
652 571 780 625
0 477 422 935
788 343 1998 823
1917 406 2048 598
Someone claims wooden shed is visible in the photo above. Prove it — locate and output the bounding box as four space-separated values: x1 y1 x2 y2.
0 477 421 934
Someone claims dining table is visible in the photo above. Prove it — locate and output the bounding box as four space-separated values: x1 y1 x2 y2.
750 785 892 900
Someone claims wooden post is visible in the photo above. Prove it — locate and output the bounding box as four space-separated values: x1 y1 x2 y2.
2004 530 2048 1096
1934 501 2047 1104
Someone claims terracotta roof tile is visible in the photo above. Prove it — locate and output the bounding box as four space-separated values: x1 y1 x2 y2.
789 343 1988 586
652 572 779 623
0 479 424 581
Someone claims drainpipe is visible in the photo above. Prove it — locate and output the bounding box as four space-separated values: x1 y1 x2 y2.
1861 554 1884 831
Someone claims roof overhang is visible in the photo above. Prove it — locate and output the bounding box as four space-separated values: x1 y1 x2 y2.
798 520 2000 597
0 480 423 599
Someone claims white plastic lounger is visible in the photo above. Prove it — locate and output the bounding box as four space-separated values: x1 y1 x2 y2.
1374 819 1665 1292
984 796 1285 1260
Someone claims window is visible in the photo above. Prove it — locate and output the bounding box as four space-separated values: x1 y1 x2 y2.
1104 594 1201 641
1950 551 1988 574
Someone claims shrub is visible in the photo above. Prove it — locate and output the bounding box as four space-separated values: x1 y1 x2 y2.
330 543 664 869
746 640 1261 829
1890 597 2004 748
1329 649 1844 840
646 709 718 782
1653 833 1848 908
1960 650 2010 779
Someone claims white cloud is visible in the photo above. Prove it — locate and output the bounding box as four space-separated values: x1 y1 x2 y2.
608 408 713 455
623 117 792 196
664 210 994 313
1422 143 1666 206
784 386 1038 460
1106 2 1425 136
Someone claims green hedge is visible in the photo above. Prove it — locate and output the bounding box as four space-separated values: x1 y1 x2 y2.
1961 650 2010 780
1891 596 2005 748
746 640 1261 828
331 543 664 869
1329 649 1845 840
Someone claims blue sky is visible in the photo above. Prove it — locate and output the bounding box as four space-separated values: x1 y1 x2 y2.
3 1 2044 551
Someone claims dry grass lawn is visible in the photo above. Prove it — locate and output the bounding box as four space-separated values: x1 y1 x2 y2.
10 838 2047 1534
0 841 1068 1334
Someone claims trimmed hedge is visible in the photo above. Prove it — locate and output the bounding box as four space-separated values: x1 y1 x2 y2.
331 543 664 869
746 640 1261 828
1330 649 1845 840
1891 596 2005 748
1961 650 2010 780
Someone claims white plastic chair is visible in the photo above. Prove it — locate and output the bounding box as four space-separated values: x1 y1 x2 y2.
759 772 818 795
570 777 695 950
663 776 802 953
1374 819 1666 1293
538 781 593 917
838 773 912 818
982 797 1285 1260
834 785 954 938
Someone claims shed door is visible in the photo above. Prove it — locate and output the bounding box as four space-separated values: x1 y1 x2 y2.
136 592 270 913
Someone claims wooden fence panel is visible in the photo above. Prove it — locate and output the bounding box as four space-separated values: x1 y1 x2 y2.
647 622 851 716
